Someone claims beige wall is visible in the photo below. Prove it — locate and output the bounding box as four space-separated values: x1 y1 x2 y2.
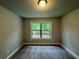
23 18 61 44
61 8 79 57
0 6 23 59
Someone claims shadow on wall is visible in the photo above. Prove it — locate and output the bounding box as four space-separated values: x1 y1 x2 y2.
0 5 23 59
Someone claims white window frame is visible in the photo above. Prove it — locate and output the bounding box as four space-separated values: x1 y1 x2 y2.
31 21 52 40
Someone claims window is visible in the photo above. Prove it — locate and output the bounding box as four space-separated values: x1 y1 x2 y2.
31 21 52 39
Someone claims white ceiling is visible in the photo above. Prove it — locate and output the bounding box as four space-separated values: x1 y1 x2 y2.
0 0 79 18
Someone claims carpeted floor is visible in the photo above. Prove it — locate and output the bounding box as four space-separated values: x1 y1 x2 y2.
10 46 76 59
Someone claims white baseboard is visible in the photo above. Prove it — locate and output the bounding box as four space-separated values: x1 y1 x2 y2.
62 45 79 59
6 44 23 59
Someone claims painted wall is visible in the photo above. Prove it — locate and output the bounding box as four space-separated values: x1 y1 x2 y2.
61 8 79 57
0 6 23 59
23 18 61 44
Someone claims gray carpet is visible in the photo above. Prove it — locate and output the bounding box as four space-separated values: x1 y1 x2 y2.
10 46 76 59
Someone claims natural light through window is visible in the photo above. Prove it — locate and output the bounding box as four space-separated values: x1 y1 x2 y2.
31 21 52 39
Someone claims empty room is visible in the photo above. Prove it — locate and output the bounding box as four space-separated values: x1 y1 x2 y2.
0 0 79 59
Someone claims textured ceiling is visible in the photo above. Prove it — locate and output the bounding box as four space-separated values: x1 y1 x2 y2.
0 0 79 18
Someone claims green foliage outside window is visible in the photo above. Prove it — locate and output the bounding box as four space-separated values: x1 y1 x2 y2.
32 22 40 30
42 22 51 30
32 22 51 30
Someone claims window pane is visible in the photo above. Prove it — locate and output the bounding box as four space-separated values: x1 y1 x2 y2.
32 31 40 39
42 31 50 34
32 31 40 34
32 34 40 38
32 22 40 30
42 22 51 30
42 34 51 39
42 31 51 39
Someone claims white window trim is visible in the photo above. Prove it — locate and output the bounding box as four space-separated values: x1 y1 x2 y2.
31 21 52 40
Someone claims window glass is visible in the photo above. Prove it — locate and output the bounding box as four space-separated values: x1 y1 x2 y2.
31 22 52 39
32 31 40 34
42 31 50 34
42 22 51 30
32 22 40 30
32 34 40 38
